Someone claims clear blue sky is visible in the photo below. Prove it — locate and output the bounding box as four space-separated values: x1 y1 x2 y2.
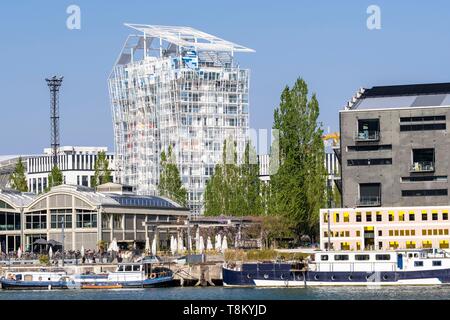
1 0 450 155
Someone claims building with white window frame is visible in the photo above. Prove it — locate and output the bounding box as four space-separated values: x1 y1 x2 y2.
108 24 254 214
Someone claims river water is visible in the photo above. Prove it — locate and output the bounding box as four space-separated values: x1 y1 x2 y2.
0 286 449 300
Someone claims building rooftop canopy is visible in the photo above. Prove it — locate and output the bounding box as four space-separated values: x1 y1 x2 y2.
345 82 450 111
125 24 255 53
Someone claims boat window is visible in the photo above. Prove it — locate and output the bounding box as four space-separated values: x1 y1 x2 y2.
133 265 140 271
125 265 132 272
355 254 370 261
15 274 22 281
408 253 413 258
433 261 442 266
334 255 349 261
24 275 33 281
320 255 329 261
414 261 424 267
117 265 124 272
375 254 391 261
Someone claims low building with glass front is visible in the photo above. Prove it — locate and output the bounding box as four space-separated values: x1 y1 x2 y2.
0 183 189 253
320 206 450 251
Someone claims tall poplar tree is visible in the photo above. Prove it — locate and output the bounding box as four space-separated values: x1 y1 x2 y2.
158 146 188 207
91 151 112 188
47 165 63 191
240 142 263 216
270 78 327 239
9 157 28 192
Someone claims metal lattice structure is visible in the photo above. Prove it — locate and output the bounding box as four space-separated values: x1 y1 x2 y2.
108 24 254 214
46 76 64 167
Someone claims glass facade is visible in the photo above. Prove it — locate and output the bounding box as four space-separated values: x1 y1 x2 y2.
108 26 252 214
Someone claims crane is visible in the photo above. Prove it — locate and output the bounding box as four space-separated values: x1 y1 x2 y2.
322 132 340 147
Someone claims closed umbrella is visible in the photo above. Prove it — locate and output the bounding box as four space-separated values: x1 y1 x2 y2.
81 245 85 257
17 247 22 259
178 235 184 253
171 236 177 255
222 236 228 252
199 236 205 253
216 234 222 252
207 236 213 251
49 246 53 259
145 237 151 254
151 237 157 256
195 229 200 252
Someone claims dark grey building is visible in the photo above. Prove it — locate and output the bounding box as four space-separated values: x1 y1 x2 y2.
340 82 450 208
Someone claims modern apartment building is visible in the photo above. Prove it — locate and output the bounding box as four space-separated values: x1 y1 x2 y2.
339 83 450 208
108 24 254 214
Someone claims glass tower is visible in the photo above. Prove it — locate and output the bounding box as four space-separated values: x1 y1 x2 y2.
108 24 254 214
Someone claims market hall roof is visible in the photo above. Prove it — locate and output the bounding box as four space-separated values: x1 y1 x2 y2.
344 82 450 111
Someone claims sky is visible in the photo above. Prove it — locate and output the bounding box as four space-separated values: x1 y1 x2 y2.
1 0 450 155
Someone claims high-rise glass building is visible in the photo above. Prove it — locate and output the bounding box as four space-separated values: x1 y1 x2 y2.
108 24 254 214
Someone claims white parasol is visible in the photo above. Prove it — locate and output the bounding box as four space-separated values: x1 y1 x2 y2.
48 246 53 259
199 236 205 253
178 235 184 253
145 237 151 254
81 245 85 257
222 236 228 252
207 236 213 251
171 236 177 255
17 247 22 259
151 236 157 256
216 234 222 252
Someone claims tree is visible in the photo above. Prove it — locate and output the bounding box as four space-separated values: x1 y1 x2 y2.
269 78 327 240
240 142 263 216
158 146 188 207
9 157 28 192
91 151 112 188
46 165 63 191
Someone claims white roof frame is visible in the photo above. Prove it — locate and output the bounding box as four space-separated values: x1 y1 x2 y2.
124 23 255 53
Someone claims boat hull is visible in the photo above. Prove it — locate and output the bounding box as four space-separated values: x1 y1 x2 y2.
223 267 450 287
0 279 69 290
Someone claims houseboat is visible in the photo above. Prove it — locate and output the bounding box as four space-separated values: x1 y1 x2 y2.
0 271 72 290
77 261 175 289
223 249 450 287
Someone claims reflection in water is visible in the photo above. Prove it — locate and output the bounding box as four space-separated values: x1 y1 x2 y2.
0 286 448 300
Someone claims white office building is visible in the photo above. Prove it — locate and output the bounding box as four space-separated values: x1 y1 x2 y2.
108 24 254 214
26 146 116 194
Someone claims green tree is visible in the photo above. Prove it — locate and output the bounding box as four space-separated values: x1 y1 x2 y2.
240 142 263 216
9 157 28 192
158 146 188 207
91 151 112 188
269 78 327 240
46 165 63 191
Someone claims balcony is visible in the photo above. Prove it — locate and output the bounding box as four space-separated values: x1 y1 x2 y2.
354 131 380 142
357 196 381 207
410 161 435 173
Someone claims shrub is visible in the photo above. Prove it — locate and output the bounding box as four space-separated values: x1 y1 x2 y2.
39 255 50 265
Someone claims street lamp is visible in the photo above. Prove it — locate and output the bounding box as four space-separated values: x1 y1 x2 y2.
61 216 65 266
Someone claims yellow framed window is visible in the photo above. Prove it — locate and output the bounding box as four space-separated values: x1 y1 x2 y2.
400 230 405 236
395 230 399 236
344 212 350 223
399 212 405 222
388 211 394 221
323 213 328 223
356 230 361 237
440 240 449 249
433 229 438 235
411 230 415 236
406 230 410 236
389 241 399 249
341 242 350 250
428 229 432 236
389 230 393 236
356 212 362 222
406 241 416 249
334 213 340 223
356 242 361 250
445 229 449 235
376 212 382 222
422 241 432 249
